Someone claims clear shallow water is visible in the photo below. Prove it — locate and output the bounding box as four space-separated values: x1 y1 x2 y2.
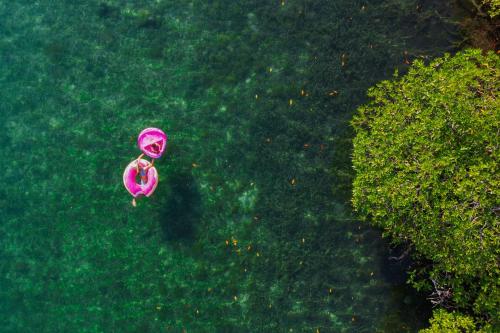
0 1 457 332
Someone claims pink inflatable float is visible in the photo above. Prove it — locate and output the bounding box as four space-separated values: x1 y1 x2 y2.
138 127 168 159
123 159 158 198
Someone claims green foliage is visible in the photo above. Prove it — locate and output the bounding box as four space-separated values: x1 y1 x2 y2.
420 309 477 333
352 49 500 327
482 0 500 17
420 309 496 333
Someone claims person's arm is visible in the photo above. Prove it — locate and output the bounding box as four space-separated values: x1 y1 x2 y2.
135 153 144 172
145 159 155 171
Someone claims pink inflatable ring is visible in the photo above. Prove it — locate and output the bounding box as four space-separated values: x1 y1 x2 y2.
123 159 158 198
138 127 167 159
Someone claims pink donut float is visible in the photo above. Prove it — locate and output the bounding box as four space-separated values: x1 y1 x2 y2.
123 159 158 198
138 127 167 159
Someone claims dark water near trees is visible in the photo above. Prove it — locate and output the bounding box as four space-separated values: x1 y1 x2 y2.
0 1 457 332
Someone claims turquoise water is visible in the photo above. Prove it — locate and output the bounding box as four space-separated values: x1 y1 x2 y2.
0 1 457 332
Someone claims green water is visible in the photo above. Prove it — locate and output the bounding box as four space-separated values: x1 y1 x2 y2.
0 1 458 332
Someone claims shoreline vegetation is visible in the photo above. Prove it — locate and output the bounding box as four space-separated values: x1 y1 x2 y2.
352 1 499 331
454 0 499 50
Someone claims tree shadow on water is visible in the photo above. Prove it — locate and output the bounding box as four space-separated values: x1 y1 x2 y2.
159 171 201 243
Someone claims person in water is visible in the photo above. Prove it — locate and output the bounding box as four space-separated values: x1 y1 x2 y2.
131 153 155 207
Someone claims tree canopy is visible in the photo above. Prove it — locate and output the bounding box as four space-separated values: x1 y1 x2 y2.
351 49 499 329
482 0 500 17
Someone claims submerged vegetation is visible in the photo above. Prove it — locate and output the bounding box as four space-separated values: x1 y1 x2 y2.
352 49 499 331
